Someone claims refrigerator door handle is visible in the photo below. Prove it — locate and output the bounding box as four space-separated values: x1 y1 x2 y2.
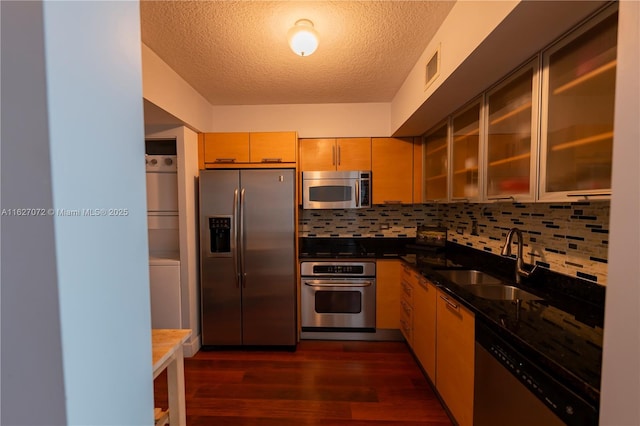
232 189 240 288
239 188 246 287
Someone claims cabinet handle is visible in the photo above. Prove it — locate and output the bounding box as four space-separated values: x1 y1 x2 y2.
401 301 412 315
566 192 611 199
488 196 516 202
400 318 411 334
215 158 236 163
451 197 470 202
261 158 282 163
332 146 336 166
439 295 459 311
383 200 402 204
337 146 341 166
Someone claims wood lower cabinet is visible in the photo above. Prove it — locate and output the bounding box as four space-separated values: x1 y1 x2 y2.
436 288 475 426
376 259 402 329
412 277 437 380
371 137 414 204
201 131 297 167
399 264 414 344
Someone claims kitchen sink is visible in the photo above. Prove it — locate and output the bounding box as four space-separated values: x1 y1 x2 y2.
463 284 542 301
437 269 503 285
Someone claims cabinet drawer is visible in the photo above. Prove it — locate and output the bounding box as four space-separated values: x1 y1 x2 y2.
399 316 413 344
400 280 414 304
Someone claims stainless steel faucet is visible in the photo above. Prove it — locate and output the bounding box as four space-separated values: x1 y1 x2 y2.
501 228 537 283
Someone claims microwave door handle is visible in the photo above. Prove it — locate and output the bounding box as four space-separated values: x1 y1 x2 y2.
355 180 360 207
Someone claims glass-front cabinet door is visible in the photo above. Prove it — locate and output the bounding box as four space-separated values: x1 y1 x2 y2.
451 99 482 201
423 121 449 201
484 60 539 202
539 4 617 200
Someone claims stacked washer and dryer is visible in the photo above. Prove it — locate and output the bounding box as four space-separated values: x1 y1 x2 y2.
145 139 182 329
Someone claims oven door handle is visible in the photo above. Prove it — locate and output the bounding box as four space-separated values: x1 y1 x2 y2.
303 280 373 287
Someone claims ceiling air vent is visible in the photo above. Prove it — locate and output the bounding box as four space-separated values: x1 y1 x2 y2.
424 44 441 90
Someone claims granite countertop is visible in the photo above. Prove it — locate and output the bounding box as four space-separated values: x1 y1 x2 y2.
298 237 604 408
401 245 604 410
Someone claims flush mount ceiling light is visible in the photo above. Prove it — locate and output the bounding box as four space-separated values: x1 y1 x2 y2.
287 19 319 57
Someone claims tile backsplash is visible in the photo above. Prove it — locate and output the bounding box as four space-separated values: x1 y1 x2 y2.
299 201 610 285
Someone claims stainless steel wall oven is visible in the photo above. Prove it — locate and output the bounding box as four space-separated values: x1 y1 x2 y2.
300 261 376 332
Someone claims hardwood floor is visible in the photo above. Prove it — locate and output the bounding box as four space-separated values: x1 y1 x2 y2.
154 340 453 425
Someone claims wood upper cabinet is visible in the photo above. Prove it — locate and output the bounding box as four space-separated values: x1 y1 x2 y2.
539 4 617 200
299 138 371 171
250 132 297 163
413 138 423 204
371 137 414 204
201 132 297 167
412 276 437 381
423 122 449 201
485 60 539 202
436 288 475 426
203 132 250 165
375 259 402 329
451 100 482 201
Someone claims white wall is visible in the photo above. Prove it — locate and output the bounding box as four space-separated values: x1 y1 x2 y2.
210 103 390 138
142 43 213 133
146 125 201 356
600 1 640 424
1 2 67 424
43 2 153 425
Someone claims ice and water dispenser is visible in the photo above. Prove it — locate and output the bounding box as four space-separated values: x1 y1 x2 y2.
208 216 232 255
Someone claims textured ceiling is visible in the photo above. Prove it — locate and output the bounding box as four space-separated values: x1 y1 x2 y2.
140 1 455 106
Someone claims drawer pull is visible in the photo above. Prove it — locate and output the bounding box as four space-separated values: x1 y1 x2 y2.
440 295 459 310
215 158 236 163
261 158 283 163
401 301 412 315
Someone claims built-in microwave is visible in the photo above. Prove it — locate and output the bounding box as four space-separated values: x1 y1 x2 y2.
302 170 371 209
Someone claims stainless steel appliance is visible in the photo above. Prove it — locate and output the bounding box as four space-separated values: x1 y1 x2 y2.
199 169 296 347
300 261 376 332
302 170 371 209
474 320 598 426
145 139 178 215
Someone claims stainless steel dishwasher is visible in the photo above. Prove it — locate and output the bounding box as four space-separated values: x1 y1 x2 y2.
474 320 598 426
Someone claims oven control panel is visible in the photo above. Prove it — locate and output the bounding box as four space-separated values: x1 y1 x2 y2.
300 261 376 277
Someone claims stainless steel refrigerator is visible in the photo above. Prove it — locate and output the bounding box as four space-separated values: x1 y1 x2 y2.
199 169 296 347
